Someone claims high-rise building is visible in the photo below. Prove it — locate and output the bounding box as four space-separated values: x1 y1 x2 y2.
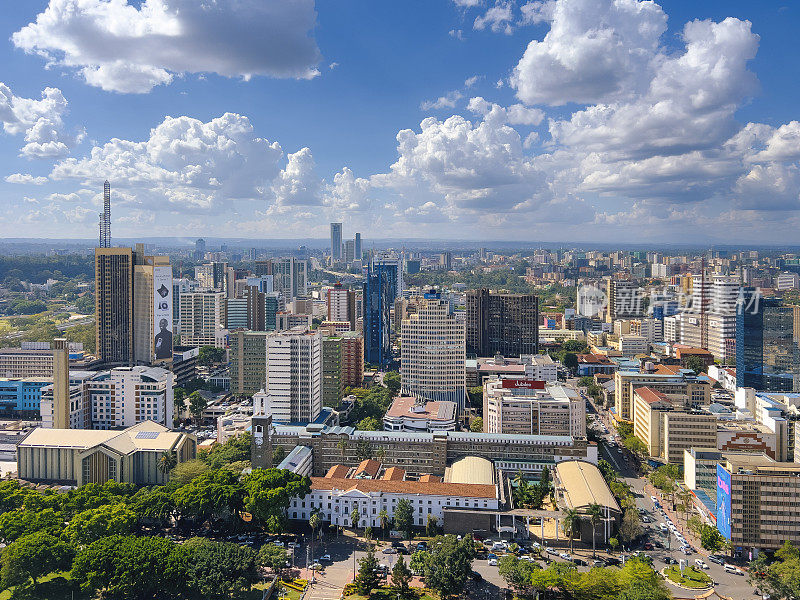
95 247 134 365
330 222 343 261
343 239 355 264
52 338 70 429
229 330 269 396
340 332 364 388
194 238 206 260
465 289 539 357
99 180 111 248
736 293 800 391
322 336 343 408
604 278 642 323
327 282 356 330
363 265 392 366
372 255 403 300
225 298 249 330
401 295 466 409
179 291 226 348
272 257 307 301
258 329 322 423
132 246 173 366
354 233 362 261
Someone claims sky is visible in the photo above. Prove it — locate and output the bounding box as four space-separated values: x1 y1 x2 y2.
1 0 799 244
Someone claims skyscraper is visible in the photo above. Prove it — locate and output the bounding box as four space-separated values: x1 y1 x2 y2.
465 289 539 357
195 238 206 260
363 265 392 366
95 247 134 365
401 294 466 409
354 233 362 261
372 255 403 300
327 282 356 330
330 222 343 261
132 244 173 366
272 257 307 301
736 293 800 391
99 180 111 248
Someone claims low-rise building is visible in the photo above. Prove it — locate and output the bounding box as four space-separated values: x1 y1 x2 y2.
382 396 458 432
17 421 196 486
577 354 617 377
553 460 621 545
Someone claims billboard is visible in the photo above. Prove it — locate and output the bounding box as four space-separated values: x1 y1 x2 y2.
501 379 546 390
153 266 173 361
716 464 732 541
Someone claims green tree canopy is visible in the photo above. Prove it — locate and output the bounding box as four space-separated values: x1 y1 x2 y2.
66 502 138 546
241 468 311 532
183 537 259 599
0 531 73 590
394 498 414 539
422 535 476 599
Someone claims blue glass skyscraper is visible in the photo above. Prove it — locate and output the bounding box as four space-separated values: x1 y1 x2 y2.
363 265 392 367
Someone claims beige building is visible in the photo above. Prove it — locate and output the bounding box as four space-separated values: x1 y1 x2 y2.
553 460 621 544
615 368 711 421
132 247 172 366
179 291 226 348
17 421 196 486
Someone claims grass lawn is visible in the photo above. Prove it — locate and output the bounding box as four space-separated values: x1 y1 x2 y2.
346 587 436 600
0 571 91 600
664 565 712 588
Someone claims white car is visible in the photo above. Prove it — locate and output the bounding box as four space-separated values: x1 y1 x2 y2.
695 559 709 570
559 552 571 560
272 541 285 547
546 547 558 555
382 547 397 554
650 496 659 504
320 554 331 562
488 558 498 566
532 542 541 549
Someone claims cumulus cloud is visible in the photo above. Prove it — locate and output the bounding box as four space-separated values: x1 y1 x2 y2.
474 2 515 35
0 83 78 158
420 91 464 110
13 0 321 94
5 173 48 185
270 148 321 212
324 167 372 212
467 97 545 126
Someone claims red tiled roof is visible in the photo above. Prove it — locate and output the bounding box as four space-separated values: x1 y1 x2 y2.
634 386 673 406
311 477 496 498
382 467 405 481
419 474 441 483
577 353 614 365
325 464 350 479
355 459 381 478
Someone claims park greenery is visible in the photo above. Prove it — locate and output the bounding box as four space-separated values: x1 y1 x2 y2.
406 535 476 599
497 556 671 600
0 460 310 599
663 564 712 589
749 541 800 600
346 371 400 427
512 467 552 510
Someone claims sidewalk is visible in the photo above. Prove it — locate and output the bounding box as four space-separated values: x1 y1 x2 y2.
645 482 707 557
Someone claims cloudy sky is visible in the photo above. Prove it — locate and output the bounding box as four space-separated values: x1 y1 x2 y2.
1 0 799 243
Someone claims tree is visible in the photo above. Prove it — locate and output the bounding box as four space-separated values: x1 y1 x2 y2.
383 370 401 394
169 459 210 485
242 468 311 532
271 444 286 465
426 514 438 537
588 503 604 558
470 417 483 432
392 555 413 598
684 355 706 375
609 537 619 553
0 531 73 590
619 508 643 550
700 524 725 553
189 391 208 423
562 352 579 373
183 538 259 599
350 507 361 531
258 544 289 579
394 499 414 539
624 436 649 457
198 345 226 366
66 503 138 546
498 555 539 596
467 386 483 409
409 550 429 575
173 387 187 417
562 508 581 552
378 508 390 539
422 535 476 599
356 416 381 431
158 450 178 476
173 468 245 524
355 547 380 596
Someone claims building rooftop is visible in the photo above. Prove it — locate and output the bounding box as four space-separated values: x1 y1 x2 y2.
354 459 381 479
19 421 185 453
446 456 494 485
311 477 497 499
577 354 615 365
381 467 405 481
325 464 350 479
634 387 673 406
554 460 621 514
385 396 457 422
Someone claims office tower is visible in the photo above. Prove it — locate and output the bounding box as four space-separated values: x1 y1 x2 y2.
363 265 392 366
679 275 739 362
99 180 111 248
239 287 279 332
401 294 466 409
372 255 403 300
322 336 343 408
132 246 173 365
604 278 642 323
340 332 364 387
172 278 192 334
354 233 362 261
194 264 214 288
327 282 356 330
272 257 307 301
229 330 269 396
404 259 421 275
210 262 228 292
179 291 225 348
95 247 134 365
344 240 355 264
737 293 800 391
262 329 322 423
246 275 274 293
439 252 452 270
89 366 174 429
195 238 206 259
226 298 249 330
465 289 539 357
52 338 69 429
330 222 343 261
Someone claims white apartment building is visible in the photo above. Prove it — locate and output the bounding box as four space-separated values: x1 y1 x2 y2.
257 329 322 424
401 296 466 409
483 377 585 437
776 272 800 291
524 354 559 382
179 291 225 348
40 366 174 430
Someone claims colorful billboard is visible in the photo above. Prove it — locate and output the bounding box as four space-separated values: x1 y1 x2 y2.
716 464 732 540
153 266 173 361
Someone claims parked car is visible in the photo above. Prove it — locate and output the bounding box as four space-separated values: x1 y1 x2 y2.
546 547 558 555
709 555 725 565
320 554 331 562
383 547 397 554
488 558 498 566
695 559 709 570
663 557 677 565
559 552 571 560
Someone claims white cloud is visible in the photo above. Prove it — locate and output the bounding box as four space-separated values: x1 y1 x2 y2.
449 29 465 40
324 167 372 212
0 83 78 158
464 75 481 88
453 0 482 7
511 0 667 105
270 147 321 212
13 0 321 94
519 1 557 25
420 91 463 111
329 62 340 70
5 173 48 185
474 2 515 35
467 97 545 126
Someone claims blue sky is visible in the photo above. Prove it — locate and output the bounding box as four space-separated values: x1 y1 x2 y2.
1 0 799 243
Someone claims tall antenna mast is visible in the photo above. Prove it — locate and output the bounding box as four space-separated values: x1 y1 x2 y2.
99 180 111 248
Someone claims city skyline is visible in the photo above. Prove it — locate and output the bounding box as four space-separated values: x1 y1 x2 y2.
1 0 800 244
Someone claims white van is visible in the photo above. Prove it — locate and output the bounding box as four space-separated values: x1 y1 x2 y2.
724 564 737 573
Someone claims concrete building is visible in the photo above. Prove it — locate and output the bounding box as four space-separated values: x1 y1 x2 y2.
0 378 50 417
229 330 269 397
553 460 621 545
614 368 711 422
604 278 642 323
401 295 466 409
95 247 134 364
326 283 356 330
340 332 364 388
383 396 458 432
322 337 343 408
483 377 585 437
17 421 196 486
577 354 617 377
330 222 343 261
776 272 799 291
257 329 322 423
466 289 539 357
179 291 226 348
132 247 172 366
276 312 313 331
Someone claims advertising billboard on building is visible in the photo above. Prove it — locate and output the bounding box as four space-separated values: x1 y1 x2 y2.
153 266 173 360
501 379 546 390
716 463 732 540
